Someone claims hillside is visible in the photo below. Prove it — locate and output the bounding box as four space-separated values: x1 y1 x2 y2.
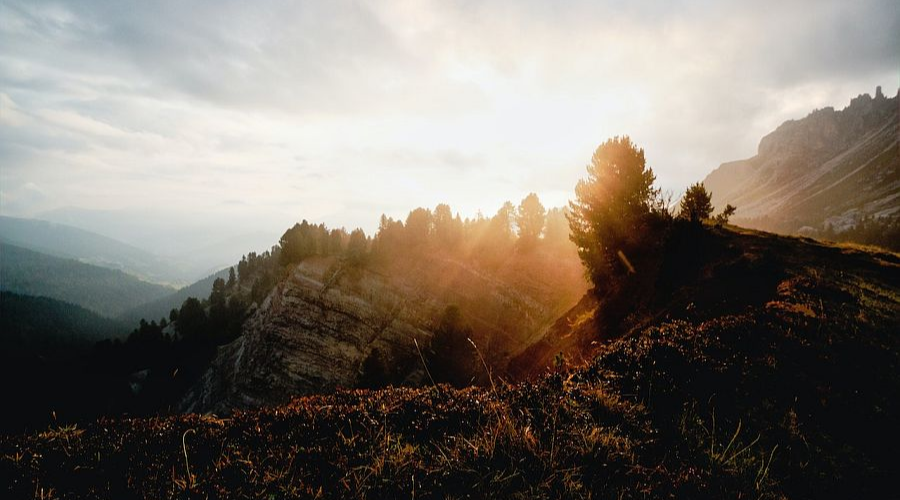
0 292 129 432
0 243 174 318
0 216 189 286
116 268 230 326
703 87 899 247
182 243 587 414
0 292 128 346
3 226 897 499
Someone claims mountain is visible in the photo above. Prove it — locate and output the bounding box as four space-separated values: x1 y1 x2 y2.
5 226 898 499
37 207 281 280
0 216 186 286
116 268 231 326
0 243 174 317
0 292 129 431
0 292 128 346
703 87 899 246
182 244 587 414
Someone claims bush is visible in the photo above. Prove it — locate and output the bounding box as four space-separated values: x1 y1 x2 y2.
680 183 714 224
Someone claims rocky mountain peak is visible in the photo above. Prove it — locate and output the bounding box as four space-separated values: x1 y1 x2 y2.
703 87 899 241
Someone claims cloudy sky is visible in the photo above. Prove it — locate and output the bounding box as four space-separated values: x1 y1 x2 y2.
1 0 897 246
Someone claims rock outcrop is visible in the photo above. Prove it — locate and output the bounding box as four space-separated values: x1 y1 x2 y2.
703 87 899 235
181 260 432 414
183 249 587 414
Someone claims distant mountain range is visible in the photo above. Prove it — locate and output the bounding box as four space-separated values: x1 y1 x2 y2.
116 267 230 325
0 243 174 318
704 86 898 243
0 216 189 285
37 207 280 280
0 292 128 346
1 215 277 286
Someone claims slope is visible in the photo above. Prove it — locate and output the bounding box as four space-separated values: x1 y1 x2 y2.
0 292 130 432
116 268 230 326
4 226 896 499
0 216 189 286
703 87 899 244
182 243 588 414
0 243 174 318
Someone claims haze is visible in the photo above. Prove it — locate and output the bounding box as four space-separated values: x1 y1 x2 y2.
1 0 897 254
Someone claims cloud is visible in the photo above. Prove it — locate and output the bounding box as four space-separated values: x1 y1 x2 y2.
0 0 897 235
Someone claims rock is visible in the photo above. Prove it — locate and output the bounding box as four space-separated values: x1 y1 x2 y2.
703 87 899 235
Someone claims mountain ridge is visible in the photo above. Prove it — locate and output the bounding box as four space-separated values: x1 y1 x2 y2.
5 225 898 498
703 87 899 245
0 243 174 318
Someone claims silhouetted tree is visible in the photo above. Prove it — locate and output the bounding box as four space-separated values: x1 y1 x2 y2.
405 208 433 248
568 136 663 286
429 305 475 387
280 220 317 265
176 297 207 342
544 207 570 246
679 183 714 224
346 228 369 267
516 193 546 245
434 203 464 249
714 204 737 227
227 266 236 288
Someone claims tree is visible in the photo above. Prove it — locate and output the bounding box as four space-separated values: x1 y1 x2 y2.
433 203 463 249
405 208 433 247
679 182 714 224
516 193 546 244
429 305 475 387
567 136 662 286
490 201 516 241
345 228 369 267
176 297 207 342
279 220 317 265
226 267 236 288
714 204 737 227
543 207 570 246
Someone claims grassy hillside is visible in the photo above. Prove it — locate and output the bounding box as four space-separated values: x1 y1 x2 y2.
0 243 173 318
2 226 897 498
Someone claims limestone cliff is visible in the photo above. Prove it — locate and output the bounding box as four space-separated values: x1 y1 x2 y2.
703 87 899 236
183 248 587 413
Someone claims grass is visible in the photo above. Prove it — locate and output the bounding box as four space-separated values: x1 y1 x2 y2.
1 226 898 499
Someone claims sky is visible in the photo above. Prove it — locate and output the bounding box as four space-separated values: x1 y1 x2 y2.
1 0 897 249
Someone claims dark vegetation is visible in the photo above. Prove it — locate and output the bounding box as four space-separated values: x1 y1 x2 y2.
116 268 230 327
1 191 578 432
0 243 173 317
0 216 183 286
2 225 896 499
820 215 900 251
2 136 896 498
0 293 128 432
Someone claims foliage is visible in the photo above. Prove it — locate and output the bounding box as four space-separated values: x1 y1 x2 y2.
428 305 476 387
821 216 900 251
714 204 737 226
679 182 714 224
516 192 547 245
567 136 665 289
0 243 172 318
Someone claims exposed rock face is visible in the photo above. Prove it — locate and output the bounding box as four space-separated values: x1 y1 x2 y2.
183 250 587 414
182 261 432 414
703 88 899 234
